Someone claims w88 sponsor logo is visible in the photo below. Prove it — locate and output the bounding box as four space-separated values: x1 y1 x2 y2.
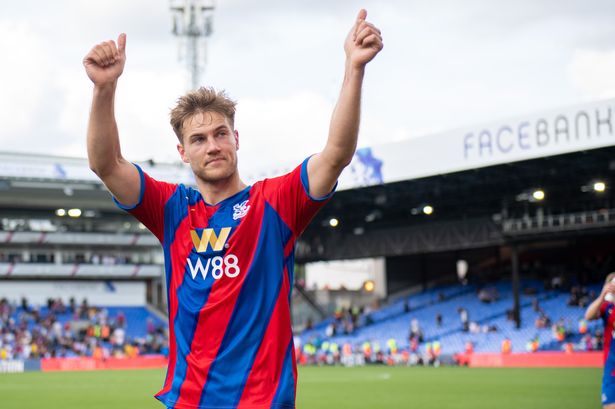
187 254 240 280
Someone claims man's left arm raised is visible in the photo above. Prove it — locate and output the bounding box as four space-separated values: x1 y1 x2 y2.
307 9 383 198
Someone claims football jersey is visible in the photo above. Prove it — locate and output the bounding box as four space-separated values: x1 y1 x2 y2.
115 157 334 409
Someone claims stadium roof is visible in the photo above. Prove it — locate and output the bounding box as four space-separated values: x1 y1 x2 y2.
298 145 615 261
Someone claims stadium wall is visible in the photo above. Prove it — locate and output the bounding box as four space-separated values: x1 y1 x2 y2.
40 356 167 372
0 359 41 373
0 356 167 373
462 352 602 368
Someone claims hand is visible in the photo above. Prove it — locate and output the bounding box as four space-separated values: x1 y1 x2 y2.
83 33 127 86
344 9 383 69
602 282 615 299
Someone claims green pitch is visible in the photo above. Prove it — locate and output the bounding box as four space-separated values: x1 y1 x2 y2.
0 366 600 409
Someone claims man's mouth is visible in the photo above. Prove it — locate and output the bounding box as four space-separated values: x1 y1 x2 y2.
206 157 224 165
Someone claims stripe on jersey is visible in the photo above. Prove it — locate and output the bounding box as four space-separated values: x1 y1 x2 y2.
271 341 296 407
162 250 218 406
198 202 292 407
173 191 264 408
236 256 293 408
285 252 295 304
156 191 191 401
605 304 615 366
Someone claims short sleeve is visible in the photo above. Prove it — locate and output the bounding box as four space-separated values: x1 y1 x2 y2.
113 164 177 242
601 301 611 319
261 156 336 236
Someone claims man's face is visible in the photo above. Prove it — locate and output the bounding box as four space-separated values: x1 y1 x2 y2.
177 111 239 184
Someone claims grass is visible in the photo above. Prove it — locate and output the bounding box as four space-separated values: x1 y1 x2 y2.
0 366 601 409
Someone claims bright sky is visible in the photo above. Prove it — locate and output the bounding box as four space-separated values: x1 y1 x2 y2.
1 0 614 175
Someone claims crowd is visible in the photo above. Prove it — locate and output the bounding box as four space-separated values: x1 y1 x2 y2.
0 297 168 361
323 305 376 337
296 336 443 368
567 285 594 308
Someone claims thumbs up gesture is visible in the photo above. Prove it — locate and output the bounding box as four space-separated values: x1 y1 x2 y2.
344 10 383 69
83 33 127 86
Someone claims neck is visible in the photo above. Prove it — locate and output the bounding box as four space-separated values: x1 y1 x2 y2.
196 172 247 205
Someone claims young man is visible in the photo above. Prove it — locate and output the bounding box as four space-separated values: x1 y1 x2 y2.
83 9 382 409
585 272 615 408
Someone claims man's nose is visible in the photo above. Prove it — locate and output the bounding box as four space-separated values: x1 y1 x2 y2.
206 138 221 153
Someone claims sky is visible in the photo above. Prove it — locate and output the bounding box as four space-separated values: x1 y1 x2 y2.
1 0 615 175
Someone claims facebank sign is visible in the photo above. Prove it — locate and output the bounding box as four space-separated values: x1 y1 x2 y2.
335 98 615 191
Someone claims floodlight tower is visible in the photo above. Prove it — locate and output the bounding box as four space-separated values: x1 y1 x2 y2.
170 0 215 90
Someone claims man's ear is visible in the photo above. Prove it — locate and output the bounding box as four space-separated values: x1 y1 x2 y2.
234 130 239 150
177 143 190 163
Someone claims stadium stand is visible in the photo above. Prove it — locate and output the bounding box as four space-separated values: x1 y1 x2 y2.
298 279 604 362
0 297 167 360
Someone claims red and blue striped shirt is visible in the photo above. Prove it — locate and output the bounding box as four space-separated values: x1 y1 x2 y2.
601 302 615 373
115 157 333 409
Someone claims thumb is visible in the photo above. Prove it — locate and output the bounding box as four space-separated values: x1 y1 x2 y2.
352 9 367 39
356 9 367 22
117 33 127 55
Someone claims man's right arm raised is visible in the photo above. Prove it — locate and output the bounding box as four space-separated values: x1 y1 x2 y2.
84 33 140 207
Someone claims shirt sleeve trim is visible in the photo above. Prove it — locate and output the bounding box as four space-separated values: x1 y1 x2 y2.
300 156 337 202
112 163 146 211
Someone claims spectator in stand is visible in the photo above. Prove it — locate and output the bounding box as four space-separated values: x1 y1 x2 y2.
569 286 581 306
325 322 336 337
595 328 605 351
78 298 89 320
551 275 564 290
21 297 30 313
526 337 539 353
424 342 434 365
583 334 594 351
343 319 354 335
116 311 126 328
579 319 588 335
469 321 480 334
478 287 500 303
458 307 469 332
351 306 360 327
579 288 591 308
535 313 551 329
404 299 410 313
532 297 540 312
146 317 156 335
436 313 442 328
362 341 372 363
409 336 419 354
552 318 567 342
408 318 423 342
386 338 398 356
501 338 512 354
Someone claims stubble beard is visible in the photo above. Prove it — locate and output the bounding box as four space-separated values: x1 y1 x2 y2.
194 157 238 185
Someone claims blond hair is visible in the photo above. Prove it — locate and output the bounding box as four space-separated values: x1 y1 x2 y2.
170 87 237 143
